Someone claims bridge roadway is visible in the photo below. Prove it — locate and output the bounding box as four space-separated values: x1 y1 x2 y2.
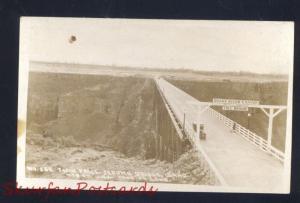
155 78 284 192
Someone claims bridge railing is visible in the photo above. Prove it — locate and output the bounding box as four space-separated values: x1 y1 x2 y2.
172 107 227 186
155 79 227 186
207 107 285 162
184 122 227 186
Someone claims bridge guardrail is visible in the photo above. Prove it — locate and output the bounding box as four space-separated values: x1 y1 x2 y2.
207 107 285 162
155 79 227 186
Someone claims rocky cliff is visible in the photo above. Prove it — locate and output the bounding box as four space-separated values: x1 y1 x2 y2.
27 73 156 157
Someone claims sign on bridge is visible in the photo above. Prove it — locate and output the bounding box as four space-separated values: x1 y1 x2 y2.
222 105 248 111
213 98 259 106
213 98 259 111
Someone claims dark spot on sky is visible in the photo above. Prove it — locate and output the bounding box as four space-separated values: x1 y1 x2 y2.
69 35 77 43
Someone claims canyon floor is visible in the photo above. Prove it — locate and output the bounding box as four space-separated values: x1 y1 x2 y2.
25 132 214 185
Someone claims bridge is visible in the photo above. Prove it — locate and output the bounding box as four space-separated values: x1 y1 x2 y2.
155 77 287 192
29 64 289 192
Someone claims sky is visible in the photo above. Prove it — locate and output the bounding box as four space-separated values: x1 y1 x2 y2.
22 17 294 74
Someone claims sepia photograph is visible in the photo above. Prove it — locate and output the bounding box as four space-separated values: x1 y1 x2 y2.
17 17 294 193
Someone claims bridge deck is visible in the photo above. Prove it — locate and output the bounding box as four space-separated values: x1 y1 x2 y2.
201 110 284 190
155 78 284 191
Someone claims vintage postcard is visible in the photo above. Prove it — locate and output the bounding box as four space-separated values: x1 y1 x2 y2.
17 17 294 193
